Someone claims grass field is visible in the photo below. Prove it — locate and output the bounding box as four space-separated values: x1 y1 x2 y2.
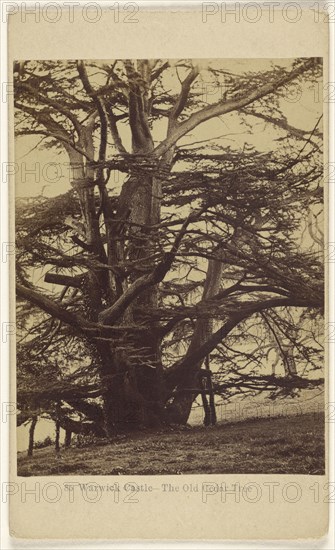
17 412 325 476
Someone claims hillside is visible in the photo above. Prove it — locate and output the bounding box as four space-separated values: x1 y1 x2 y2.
17 412 325 476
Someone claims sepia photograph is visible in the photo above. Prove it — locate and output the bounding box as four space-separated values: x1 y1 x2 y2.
14 57 325 477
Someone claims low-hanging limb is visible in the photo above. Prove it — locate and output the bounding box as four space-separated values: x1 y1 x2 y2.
165 296 322 391
214 373 324 393
16 282 146 339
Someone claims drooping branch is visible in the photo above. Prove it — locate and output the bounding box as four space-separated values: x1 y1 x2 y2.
159 282 293 337
165 296 321 389
214 373 324 393
17 283 88 330
241 109 322 142
16 81 83 137
18 381 102 402
154 59 318 157
14 101 90 160
16 282 140 338
16 283 123 338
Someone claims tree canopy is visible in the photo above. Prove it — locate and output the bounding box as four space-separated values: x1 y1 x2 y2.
15 58 324 437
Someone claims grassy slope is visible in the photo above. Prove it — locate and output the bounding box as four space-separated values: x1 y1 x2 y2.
17 412 325 476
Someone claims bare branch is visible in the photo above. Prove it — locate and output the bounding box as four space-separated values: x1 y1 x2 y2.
44 273 84 289
154 59 317 157
168 66 199 126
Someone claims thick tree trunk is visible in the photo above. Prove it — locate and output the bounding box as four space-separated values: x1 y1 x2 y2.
97 333 165 435
101 60 167 432
67 62 208 433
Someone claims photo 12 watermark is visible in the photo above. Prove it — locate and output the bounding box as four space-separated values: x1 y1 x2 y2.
1 1 140 24
201 1 335 24
2 479 334 505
